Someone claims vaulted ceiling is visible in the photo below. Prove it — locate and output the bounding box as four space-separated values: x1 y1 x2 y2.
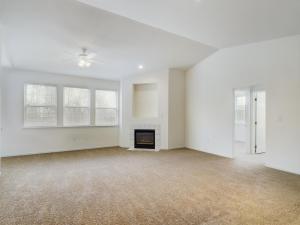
79 0 300 48
1 0 299 79
0 0 216 79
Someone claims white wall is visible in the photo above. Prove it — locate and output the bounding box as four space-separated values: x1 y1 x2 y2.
1 69 120 157
168 69 185 149
186 35 300 175
120 68 186 150
120 69 169 149
0 26 3 165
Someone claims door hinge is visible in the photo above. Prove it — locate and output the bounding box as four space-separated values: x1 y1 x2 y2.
255 121 257 125
255 98 257 101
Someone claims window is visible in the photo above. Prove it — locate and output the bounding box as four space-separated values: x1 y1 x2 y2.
63 87 91 126
235 96 247 124
95 90 118 126
24 84 57 127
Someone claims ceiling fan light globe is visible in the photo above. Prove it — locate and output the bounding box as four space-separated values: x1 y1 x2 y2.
78 60 86 67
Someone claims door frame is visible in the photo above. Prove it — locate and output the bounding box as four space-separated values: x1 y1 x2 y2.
232 85 266 157
232 87 251 157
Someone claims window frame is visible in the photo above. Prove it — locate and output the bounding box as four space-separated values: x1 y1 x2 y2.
23 83 58 128
23 84 119 129
95 89 119 127
63 86 92 127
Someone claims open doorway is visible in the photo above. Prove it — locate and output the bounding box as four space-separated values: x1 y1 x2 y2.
233 88 266 164
233 89 251 157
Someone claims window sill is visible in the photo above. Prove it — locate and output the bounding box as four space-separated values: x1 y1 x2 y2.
23 125 119 129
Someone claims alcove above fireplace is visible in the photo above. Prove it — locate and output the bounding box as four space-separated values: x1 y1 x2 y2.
133 83 158 119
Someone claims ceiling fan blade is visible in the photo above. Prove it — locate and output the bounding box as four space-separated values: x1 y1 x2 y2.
87 53 97 59
60 56 77 62
92 60 105 65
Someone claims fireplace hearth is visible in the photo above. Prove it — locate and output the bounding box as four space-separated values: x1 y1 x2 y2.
134 129 155 149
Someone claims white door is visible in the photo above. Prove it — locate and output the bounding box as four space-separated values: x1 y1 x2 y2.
254 91 266 153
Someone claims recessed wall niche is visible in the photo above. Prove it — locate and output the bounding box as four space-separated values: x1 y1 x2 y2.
133 83 158 119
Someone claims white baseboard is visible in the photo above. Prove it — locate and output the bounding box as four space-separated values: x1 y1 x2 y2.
187 147 233 159
1 146 120 158
265 163 300 176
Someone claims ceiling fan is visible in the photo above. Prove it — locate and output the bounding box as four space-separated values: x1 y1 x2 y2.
61 47 103 68
77 48 95 68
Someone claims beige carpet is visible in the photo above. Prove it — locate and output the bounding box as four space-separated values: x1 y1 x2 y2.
0 148 299 225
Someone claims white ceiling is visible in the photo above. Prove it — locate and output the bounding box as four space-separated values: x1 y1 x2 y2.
1 0 300 80
78 0 300 48
0 0 215 80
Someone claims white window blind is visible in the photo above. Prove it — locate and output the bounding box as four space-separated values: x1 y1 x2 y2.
235 96 247 124
24 84 57 127
95 90 118 126
63 87 91 126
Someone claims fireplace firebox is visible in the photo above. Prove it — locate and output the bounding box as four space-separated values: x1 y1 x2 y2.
134 129 155 149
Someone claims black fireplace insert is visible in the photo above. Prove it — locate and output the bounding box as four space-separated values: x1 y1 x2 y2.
134 129 155 149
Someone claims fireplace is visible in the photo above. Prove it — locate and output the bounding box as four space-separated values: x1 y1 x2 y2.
134 129 155 149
